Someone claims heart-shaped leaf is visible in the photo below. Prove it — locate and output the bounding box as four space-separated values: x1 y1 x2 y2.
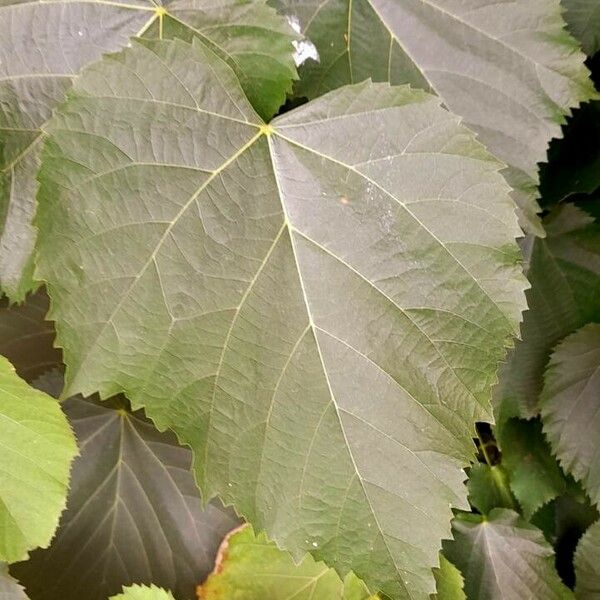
13 384 239 600
36 37 527 598
444 509 573 600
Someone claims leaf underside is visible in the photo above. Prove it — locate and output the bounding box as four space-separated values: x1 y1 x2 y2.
444 509 573 600
541 323 600 507
0 290 62 381
0 0 296 301
36 37 527 598
562 0 600 57
269 0 596 235
0 356 77 564
13 384 239 600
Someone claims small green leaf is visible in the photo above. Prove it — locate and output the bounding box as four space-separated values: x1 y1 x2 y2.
467 463 514 515
110 585 175 600
0 355 77 563
498 418 567 518
197 525 377 600
541 323 600 506
432 555 465 600
444 509 573 600
0 564 29 600
495 205 600 419
563 0 600 56
574 519 600 598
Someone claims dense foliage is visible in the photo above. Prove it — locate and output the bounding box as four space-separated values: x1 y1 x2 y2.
0 0 598 598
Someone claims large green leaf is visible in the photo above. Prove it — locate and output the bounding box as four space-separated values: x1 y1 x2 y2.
495 205 600 420
0 290 61 381
540 323 600 506
574 519 600 598
13 384 239 600
270 0 596 235
0 356 77 563
0 564 28 600
444 509 573 600
563 0 600 57
197 525 377 599
0 0 296 302
498 418 567 518
36 37 527 598
110 585 175 600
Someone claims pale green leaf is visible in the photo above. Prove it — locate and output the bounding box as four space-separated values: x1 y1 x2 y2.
495 205 600 420
0 564 28 600
0 356 77 563
110 585 175 600
197 525 377 599
444 509 573 600
563 0 600 56
0 0 296 301
270 0 596 235
466 463 514 515
36 38 527 599
432 555 465 600
540 323 600 506
0 290 61 381
13 384 239 600
574 519 600 598
499 418 567 519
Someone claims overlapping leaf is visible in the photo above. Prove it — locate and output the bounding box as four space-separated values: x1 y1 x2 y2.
466 463 514 515
498 418 567 518
197 525 377 599
0 0 296 301
444 509 573 600
0 356 77 563
563 0 600 56
495 205 600 419
13 384 239 600
574 519 600 598
432 556 465 600
540 323 600 506
0 290 61 380
270 0 596 235
36 36 526 598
